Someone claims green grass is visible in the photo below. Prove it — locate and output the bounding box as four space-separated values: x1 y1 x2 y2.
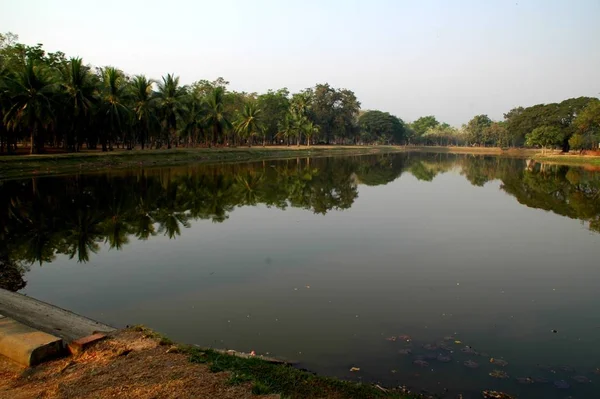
532 154 600 167
127 325 420 398
0 146 401 180
185 347 420 399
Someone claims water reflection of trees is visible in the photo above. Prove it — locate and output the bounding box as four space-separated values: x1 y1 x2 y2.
1 153 599 290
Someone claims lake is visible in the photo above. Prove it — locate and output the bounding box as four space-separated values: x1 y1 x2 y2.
1 152 599 398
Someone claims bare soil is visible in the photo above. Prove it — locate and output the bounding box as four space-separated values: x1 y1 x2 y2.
0 331 279 399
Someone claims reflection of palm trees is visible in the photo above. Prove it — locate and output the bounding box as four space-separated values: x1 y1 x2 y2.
63 209 102 263
235 172 266 206
4 153 600 272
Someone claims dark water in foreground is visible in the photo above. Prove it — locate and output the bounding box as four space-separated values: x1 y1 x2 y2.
1 152 599 398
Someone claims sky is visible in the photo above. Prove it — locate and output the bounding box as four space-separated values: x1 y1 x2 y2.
1 0 599 125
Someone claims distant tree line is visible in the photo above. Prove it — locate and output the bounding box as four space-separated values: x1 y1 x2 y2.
405 96 600 152
1 32 599 154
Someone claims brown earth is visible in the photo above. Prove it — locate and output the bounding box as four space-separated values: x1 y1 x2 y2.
0 331 280 399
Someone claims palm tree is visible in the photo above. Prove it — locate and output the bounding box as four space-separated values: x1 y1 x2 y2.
303 120 320 146
204 86 231 147
98 67 129 151
60 57 97 151
156 74 186 149
235 102 262 147
180 95 204 147
129 75 156 149
3 60 56 154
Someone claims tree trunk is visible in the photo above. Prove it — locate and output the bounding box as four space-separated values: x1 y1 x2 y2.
30 124 37 155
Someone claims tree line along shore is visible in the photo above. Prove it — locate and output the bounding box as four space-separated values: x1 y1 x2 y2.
0 32 599 156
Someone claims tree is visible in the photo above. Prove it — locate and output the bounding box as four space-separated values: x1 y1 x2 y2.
3 60 56 154
358 110 405 144
573 99 600 150
156 74 186 149
129 75 157 150
525 125 564 153
302 120 319 146
465 114 492 146
235 102 262 147
409 116 439 144
257 88 290 145
60 57 97 151
98 67 130 151
204 86 232 146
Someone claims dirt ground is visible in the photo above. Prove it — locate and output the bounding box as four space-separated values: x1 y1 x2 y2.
0 331 280 399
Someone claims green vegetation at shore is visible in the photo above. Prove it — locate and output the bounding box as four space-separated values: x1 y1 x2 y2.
129 325 418 398
532 154 600 167
188 348 416 399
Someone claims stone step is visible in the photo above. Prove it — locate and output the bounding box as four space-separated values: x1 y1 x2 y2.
0 315 63 366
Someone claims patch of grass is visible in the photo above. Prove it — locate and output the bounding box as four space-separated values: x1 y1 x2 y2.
186 348 420 399
533 154 600 167
129 325 174 346
226 372 253 386
251 381 274 395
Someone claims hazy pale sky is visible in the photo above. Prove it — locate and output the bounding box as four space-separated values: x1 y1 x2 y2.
2 0 599 125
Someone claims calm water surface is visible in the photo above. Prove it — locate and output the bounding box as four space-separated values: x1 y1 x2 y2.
1 152 599 398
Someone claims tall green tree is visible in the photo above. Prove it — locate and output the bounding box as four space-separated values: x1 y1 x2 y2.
235 102 263 147
129 75 157 150
3 60 56 154
204 86 232 146
60 57 97 151
98 67 130 151
156 74 186 149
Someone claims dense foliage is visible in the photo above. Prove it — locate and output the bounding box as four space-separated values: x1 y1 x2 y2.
0 33 403 154
1 32 599 154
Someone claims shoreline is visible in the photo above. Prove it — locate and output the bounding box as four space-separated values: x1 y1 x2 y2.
2 146 600 180
0 288 422 398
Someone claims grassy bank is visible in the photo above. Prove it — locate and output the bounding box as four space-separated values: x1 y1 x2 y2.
0 146 401 180
133 326 421 399
532 154 600 167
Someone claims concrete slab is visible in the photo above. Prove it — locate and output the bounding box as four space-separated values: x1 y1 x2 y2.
0 289 115 343
0 317 63 366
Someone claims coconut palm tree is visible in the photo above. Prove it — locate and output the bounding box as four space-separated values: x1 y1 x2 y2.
129 75 157 149
60 57 97 151
303 120 320 146
235 102 262 147
98 67 130 151
204 86 231 147
156 74 186 149
3 60 56 154
180 95 205 147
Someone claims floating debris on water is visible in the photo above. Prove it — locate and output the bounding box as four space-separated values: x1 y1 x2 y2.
464 360 479 369
478 352 490 357
489 370 510 379
349 367 360 372
385 336 397 342
554 380 570 389
533 377 549 383
482 391 516 399
421 353 438 361
454 340 462 344
398 335 412 342
442 336 455 341
436 355 452 363
572 375 591 383
422 343 439 351
594 367 600 375
461 346 478 355
398 349 412 355
559 365 575 373
413 360 429 367
490 358 508 367
515 377 535 384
